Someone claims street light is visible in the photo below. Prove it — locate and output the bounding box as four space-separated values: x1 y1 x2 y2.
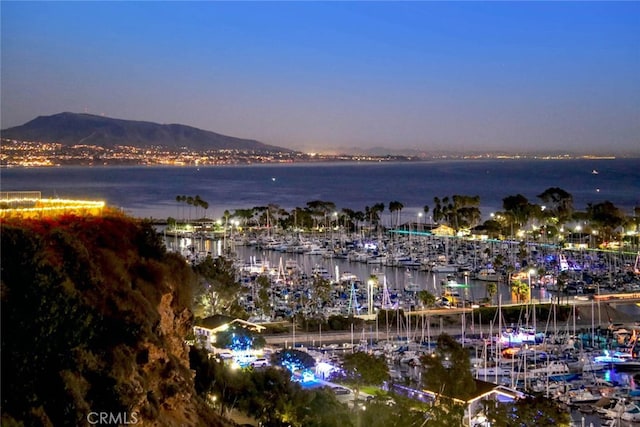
418 212 423 232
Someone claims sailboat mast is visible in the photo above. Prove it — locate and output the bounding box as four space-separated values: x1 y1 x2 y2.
497 293 502 385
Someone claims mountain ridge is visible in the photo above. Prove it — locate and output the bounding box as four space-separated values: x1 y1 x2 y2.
1 112 293 153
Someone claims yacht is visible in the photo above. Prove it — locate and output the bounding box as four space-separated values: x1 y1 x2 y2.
475 268 501 282
339 272 359 283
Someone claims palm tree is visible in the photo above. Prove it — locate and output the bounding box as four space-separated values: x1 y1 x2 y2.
175 195 182 222
510 279 529 303
175 195 188 222
200 200 209 218
433 197 442 223
340 207 355 232
418 290 436 308
194 195 203 219
502 194 533 236
442 196 451 225
307 200 336 229
186 196 194 221
486 282 498 305
354 210 365 235
556 270 570 305
388 201 404 228
423 205 430 228
368 203 385 232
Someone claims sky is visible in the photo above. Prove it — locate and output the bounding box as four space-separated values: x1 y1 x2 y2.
1 1 639 154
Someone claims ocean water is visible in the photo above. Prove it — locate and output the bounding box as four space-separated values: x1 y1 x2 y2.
4 159 637 427
1 158 638 221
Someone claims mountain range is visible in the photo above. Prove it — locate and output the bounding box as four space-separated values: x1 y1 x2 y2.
1 112 292 153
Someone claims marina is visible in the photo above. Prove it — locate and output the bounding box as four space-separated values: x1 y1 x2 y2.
173 228 640 426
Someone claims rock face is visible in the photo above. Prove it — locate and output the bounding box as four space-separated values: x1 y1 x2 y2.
0 213 227 426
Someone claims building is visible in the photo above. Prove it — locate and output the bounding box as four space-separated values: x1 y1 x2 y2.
193 315 266 351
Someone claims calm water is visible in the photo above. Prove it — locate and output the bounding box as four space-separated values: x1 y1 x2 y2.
1 159 639 221
4 159 637 427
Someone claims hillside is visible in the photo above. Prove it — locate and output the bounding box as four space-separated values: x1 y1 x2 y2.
1 112 292 153
0 213 228 426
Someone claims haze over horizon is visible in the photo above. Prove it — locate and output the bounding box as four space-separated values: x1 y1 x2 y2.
2 2 639 155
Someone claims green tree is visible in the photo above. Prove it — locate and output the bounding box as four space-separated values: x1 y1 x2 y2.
510 279 529 303
432 195 481 231
359 392 429 427
233 208 254 227
537 187 574 225
421 334 475 402
481 218 504 239
312 276 332 313
432 197 443 223
193 256 244 317
186 195 194 220
502 194 533 234
556 270 570 305
255 275 272 315
483 394 570 427
353 210 366 234
586 200 626 243
418 290 436 308
424 402 466 427
388 201 404 228
306 200 336 230
272 349 316 372
241 367 293 425
339 352 389 402
451 194 481 231
367 203 385 232
215 324 266 351
298 388 353 427
486 282 498 304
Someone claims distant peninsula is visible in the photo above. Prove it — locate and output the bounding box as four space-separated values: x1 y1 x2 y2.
1 112 291 152
0 112 626 167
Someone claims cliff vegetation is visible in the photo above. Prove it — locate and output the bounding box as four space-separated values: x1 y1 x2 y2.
1 213 227 426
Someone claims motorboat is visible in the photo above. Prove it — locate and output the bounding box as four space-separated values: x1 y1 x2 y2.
473 366 512 377
475 268 502 281
339 272 359 283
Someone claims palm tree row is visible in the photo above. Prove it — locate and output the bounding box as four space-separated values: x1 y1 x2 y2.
175 194 209 221
179 186 637 248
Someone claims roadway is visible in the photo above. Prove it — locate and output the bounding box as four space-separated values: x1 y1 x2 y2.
263 299 639 347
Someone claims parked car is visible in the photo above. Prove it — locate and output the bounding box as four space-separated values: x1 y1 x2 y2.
332 386 351 395
251 357 269 368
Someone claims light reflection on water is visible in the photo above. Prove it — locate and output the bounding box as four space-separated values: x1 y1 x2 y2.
198 239 548 306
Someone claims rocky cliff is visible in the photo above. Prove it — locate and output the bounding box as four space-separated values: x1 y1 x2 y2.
0 212 228 426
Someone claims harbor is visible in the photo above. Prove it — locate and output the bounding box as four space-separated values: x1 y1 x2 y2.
170 226 640 426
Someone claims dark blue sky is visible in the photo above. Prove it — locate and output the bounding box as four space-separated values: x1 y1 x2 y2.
2 2 639 154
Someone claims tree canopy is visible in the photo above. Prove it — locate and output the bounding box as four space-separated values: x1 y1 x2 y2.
336 352 389 401
421 334 476 402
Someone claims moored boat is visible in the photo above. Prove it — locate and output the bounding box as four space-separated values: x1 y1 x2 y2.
475 268 502 282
